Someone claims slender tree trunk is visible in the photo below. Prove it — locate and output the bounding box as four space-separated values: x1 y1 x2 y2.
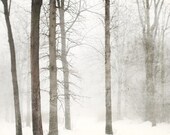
59 1 71 130
49 0 58 135
30 0 43 135
1 1 23 135
105 0 113 134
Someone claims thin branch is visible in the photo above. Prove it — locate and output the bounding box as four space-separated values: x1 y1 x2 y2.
66 0 82 33
136 0 144 28
8 0 11 15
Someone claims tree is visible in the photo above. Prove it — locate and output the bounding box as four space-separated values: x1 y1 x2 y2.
57 0 83 130
39 0 83 130
136 0 164 126
160 7 170 121
49 0 58 135
57 0 71 130
112 1 123 120
0 0 23 135
105 0 113 134
30 0 43 135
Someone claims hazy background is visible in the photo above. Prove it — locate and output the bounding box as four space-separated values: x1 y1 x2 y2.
0 0 170 128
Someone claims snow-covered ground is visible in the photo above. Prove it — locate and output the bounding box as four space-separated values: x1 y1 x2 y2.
1 118 170 135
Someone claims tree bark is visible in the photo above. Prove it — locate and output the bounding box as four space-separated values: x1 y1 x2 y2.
58 1 71 130
49 0 58 135
105 0 113 134
1 0 23 135
30 0 43 135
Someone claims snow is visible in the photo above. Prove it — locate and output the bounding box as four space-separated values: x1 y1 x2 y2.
0 118 170 135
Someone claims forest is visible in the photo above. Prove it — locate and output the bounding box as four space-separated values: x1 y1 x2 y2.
0 0 170 135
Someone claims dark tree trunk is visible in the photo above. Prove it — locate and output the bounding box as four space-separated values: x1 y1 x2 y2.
105 0 113 134
30 0 43 135
49 0 58 135
1 0 23 135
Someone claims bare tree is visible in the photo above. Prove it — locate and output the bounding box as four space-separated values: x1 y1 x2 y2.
49 0 58 135
30 0 43 135
136 0 164 126
0 0 22 135
39 1 83 130
57 0 71 130
105 0 113 134
57 0 83 130
159 6 170 121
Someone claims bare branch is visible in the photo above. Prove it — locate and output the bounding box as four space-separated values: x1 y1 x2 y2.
66 0 82 33
136 0 144 28
8 0 11 15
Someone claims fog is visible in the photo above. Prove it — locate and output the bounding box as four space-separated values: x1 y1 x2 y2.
0 0 170 135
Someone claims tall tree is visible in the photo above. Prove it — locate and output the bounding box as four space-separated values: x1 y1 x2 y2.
57 0 71 130
105 0 113 134
1 0 23 135
160 8 170 121
137 0 164 126
49 0 58 135
30 0 43 135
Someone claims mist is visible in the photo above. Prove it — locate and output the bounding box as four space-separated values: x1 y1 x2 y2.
0 0 170 135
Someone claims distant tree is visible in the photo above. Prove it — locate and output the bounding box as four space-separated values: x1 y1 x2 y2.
0 0 23 135
57 0 83 130
154 5 170 122
136 0 164 126
30 0 43 135
57 0 71 130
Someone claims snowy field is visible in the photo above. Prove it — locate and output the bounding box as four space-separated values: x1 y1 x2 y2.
1 118 170 135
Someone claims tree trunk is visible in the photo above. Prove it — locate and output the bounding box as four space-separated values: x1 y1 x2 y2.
1 0 23 135
144 36 156 126
49 0 58 135
59 1 71 130
30 0 43 135
105 0 113 134
144 0 156 126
